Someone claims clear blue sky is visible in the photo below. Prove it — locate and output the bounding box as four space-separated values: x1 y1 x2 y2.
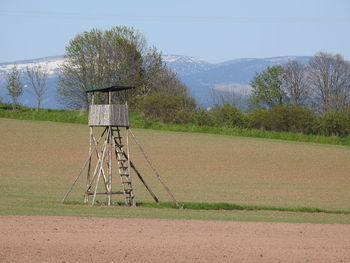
0 0 349 63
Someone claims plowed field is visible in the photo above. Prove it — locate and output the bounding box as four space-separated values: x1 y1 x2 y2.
1 216 350 263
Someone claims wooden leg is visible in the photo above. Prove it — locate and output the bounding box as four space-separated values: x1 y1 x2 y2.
84 127 93 203
62 127 107 203
108 126 113 206
92 128 110 205
126 128 136 207
86 128 110 194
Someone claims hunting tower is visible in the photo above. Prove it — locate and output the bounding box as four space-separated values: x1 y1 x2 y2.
63 85 179 207
85 85 135 206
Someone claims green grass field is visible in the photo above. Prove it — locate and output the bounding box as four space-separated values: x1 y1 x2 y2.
1 106 350 147
1 118 350 224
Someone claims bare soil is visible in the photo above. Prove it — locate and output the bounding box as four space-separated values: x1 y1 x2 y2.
0 216 349 263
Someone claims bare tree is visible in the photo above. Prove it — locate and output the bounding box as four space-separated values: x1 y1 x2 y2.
5 66 24 110
136 48 187 99
152 68 187 95
25 63 48 111
308 52 350 112
281 60 309 105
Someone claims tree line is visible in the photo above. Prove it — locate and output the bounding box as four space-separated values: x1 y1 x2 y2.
2 26 349 137
138 52 350 137
2 64 49 111
250 52 350 113
1 26 188 112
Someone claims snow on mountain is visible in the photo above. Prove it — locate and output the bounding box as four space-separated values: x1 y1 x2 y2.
162 55 214 76
0 54 212 76
217 58 257 67
265 56 301 63
0 55 64 75
162 55 205 63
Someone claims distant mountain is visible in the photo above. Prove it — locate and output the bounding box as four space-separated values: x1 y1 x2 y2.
162 55 214 76
0 54 311 109
180 56 311 107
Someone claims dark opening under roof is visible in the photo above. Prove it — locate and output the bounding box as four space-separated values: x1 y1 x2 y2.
86 85 136 93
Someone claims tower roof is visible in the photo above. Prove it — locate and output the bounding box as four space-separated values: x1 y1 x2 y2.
86 85 136 93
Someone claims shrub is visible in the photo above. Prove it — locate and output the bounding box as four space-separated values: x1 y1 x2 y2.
191 109 215 126
246 105 316 134
319 111 350 137
174 109 192 124
246 108 270 130
267 105 316 133
209 104 244 128
138 93 196 123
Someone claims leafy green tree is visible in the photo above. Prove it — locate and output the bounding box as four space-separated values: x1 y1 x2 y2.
249 65 286 109
5 66 24 110
58 26 187 109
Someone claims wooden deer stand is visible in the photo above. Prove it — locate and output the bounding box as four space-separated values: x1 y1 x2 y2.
63 85 179 207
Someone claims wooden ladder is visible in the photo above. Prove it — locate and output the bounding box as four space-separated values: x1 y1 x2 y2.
112 127 135 206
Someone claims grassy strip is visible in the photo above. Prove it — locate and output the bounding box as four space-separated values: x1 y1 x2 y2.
133 122 350 146
63 201 350 215
1 107 349 146
0 108 88 124
131 112 350 146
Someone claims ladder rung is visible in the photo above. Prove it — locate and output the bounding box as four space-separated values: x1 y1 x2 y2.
122 181 131 184
87 191 124 195
120 173 129 176
119 166 128 169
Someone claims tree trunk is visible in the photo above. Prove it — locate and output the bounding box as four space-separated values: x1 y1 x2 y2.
11 99 16 110
36 99 41 112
